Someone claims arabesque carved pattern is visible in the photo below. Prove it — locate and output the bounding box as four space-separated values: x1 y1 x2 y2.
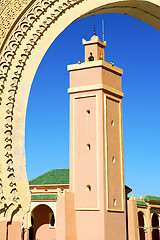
0 0 31 45
0 0 85 219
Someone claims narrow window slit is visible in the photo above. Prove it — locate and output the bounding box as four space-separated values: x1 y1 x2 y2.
111 120 114 126
86 185 92 191
87 144 91 150
86 110 90 114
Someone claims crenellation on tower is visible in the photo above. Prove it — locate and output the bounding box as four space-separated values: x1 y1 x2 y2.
82 35 106 61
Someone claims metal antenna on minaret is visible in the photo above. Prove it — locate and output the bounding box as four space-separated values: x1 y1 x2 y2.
93 25 96 35
102 20 105 42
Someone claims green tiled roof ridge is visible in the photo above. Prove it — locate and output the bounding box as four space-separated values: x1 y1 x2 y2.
137 200 148 206
144 195 160 202
29 168 69 185
31 194 57 200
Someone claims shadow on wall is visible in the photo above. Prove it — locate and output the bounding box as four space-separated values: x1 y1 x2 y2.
138 211 145 240
152 213 159 240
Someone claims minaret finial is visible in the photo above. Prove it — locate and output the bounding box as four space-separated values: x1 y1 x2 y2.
93 25 96 35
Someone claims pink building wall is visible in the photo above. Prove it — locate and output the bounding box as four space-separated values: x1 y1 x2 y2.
67 35 126 240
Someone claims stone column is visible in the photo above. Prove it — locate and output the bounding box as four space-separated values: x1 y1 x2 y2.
127 196 139 240
56 190 77 240
144 228 148 240
146 207 152 240
23 227 29 240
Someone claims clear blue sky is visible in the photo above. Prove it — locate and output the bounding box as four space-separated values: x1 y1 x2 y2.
25 13 160 198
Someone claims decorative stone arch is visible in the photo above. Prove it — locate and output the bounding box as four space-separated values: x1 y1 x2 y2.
29 203 55 240
28 202 56 228
151 212 160 223
30 203 54 219
138 210 147 228
138 210 146 240
0 0 160 224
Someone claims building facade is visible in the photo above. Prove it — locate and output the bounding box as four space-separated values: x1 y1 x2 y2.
22 35 160 240
128 195 160 240
23 169 160 240
24 169 69 240
0 33 154 240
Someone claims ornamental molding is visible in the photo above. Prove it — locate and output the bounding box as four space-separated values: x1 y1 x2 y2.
0 0 33 47
0 0 85 221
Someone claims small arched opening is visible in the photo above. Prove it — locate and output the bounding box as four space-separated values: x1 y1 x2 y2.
152 213 159 240
138 211 145 240
31 204 56 240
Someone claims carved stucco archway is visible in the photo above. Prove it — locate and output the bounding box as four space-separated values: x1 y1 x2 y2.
0 0 160 222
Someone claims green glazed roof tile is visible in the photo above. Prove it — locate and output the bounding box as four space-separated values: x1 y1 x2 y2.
144 195 160 202
137 200 148 206
29 169 69 185
29 168 132 196
31 194 57 200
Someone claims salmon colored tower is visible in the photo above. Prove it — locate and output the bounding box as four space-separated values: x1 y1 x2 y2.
68 35 126 240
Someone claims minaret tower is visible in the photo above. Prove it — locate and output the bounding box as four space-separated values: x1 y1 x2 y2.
68 35 126 240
